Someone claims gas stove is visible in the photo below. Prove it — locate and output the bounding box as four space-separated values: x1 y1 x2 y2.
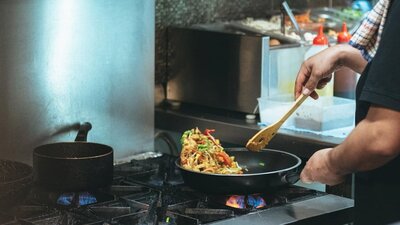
0 154 353 225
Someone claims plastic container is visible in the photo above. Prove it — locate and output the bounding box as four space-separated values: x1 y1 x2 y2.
294 96 355 131
262 45 308 98
258 95 295 128
304 25 333 97
269 46 308 97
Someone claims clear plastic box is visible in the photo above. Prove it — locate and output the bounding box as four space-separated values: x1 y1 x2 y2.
258 95 295 128
294 96 355 131
258 96 356 131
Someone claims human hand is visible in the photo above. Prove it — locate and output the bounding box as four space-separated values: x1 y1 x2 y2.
295 46 342 99
300 148 345 186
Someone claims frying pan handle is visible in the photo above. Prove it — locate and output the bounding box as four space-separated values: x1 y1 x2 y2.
75 122 92 142
281 172 300 184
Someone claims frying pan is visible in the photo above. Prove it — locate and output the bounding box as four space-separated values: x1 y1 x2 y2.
176 148 301 194
33 122 113 191
0 159 33 209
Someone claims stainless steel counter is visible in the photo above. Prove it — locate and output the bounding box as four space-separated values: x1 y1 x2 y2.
211 194 354 225
155 104 345 159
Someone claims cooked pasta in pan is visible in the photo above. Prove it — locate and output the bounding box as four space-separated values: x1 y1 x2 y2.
180 128 243 174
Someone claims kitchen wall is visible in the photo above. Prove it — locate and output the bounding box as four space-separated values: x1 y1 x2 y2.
0 0 155 164
155 0 351 103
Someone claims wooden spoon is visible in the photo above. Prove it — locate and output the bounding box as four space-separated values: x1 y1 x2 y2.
246 94 308 151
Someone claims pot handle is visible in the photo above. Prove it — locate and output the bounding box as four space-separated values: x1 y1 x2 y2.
281 172 300 184
75 122 92 142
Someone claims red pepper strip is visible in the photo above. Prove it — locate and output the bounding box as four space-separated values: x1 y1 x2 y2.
204 129 215 136
217 152 232 166
204 129 220 146
217 156 225 163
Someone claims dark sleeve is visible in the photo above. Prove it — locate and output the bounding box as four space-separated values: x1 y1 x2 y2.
359 0 400 112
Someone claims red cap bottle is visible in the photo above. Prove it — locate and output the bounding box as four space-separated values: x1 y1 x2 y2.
337 22 351 43
334 22 357 99
313 25 328 45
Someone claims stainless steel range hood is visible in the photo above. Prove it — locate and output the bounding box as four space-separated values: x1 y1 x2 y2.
0 0 155 164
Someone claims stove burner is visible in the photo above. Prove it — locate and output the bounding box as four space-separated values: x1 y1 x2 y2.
17 186 115 208
0 154 331 225
57 192 97 206
247 195 267 208
225 195 267 209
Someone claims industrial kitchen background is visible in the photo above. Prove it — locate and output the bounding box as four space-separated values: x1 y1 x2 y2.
0 0 354 164
0 1 362 224
155 0 350 105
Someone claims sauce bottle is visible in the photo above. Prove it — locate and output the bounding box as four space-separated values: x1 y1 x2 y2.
334 22 357 99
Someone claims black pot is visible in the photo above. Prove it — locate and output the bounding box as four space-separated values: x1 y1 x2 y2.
176 148 301 195
33 122 113 191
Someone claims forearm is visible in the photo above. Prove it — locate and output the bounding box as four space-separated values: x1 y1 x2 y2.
327 105 400 175
336 44 368 74
295 44 367 98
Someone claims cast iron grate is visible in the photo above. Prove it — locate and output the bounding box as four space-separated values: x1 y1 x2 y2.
0 154 322 225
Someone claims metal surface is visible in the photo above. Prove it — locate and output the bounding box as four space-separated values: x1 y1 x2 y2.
167 26 269 113
0 0 155 164
167 25 307 113
224 22 307 98
176 148 301 194
210 194 354 225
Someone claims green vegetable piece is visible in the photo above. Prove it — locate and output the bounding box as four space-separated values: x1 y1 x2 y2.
197 144 209 151
180 130 192 144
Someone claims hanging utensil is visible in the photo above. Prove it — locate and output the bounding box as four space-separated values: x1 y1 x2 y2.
281 1 306 44
246 94 308 151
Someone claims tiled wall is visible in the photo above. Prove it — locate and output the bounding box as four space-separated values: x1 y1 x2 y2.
155 0 350 101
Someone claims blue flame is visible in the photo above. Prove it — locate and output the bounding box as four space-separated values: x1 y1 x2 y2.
57 192 97 206
78 192 97 205
247 195 266 208
57 192 75 206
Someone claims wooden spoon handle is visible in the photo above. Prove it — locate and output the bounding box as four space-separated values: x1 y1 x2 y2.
279 94 308 125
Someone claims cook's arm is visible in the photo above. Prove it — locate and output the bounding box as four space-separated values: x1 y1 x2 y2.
295 44 367 99
329 105 400 176
337 44 368 74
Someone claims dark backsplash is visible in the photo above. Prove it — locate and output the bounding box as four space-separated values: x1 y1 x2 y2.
155 0 350 96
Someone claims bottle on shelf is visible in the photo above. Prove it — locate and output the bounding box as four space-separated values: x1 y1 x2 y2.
334 22 358 99
304 25 333 97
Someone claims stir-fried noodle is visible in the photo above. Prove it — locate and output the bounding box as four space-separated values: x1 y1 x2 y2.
180 128 243 174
